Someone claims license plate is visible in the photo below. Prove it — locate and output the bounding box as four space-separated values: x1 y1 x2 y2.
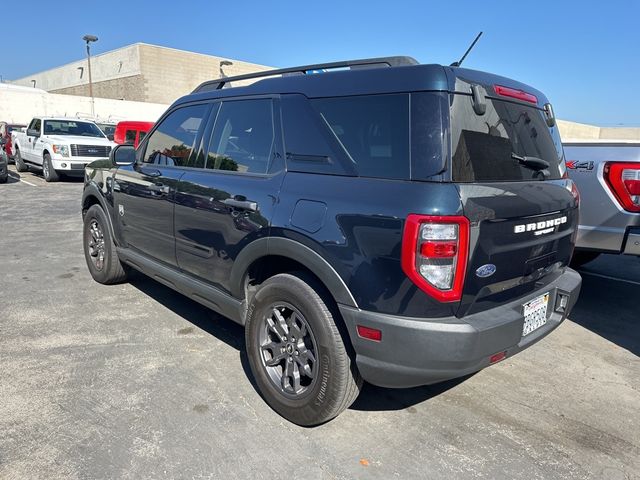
522 293 549 336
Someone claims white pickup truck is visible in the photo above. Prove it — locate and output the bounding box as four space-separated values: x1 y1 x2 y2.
12 117 115 182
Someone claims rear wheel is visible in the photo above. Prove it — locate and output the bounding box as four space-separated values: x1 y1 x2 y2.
14 150 28 172
245 272 362 426
570 251 600 268
83 204 128 284
42 154 59 182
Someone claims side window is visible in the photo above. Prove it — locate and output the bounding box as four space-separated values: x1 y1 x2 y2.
311 94 410 179
205 99 274 174
281 94 354 176
125 129 137 144
33 119 42 133
143 104 207 166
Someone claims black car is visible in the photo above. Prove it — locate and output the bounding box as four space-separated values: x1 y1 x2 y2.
81 56 582 425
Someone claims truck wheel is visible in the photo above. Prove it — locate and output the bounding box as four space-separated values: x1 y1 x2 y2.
83 204 128 284
14 150 28 172
42 154 59 182
0 171 7 184
245 272 362 426
570 251 600 268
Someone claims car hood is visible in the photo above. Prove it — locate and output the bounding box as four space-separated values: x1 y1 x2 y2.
45 135 114 145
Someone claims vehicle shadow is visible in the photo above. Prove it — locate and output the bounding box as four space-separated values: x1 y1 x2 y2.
569 267 639 357
127 272 469 412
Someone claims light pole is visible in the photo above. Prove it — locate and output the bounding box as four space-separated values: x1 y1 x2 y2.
83 34 98 117
219 60 233 78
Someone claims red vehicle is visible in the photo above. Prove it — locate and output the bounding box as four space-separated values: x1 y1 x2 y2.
0 122 27 162
113 121 154 148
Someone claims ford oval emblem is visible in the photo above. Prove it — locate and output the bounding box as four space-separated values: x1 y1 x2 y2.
476 264 497 278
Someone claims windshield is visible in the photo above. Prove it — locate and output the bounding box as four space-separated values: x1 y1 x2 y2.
450 94 564 182
43 120 106 138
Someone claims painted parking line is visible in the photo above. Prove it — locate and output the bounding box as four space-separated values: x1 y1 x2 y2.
7 172 39 187
578 270 640 286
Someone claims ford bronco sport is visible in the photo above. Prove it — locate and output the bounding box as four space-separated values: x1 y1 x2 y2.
81 56 582 426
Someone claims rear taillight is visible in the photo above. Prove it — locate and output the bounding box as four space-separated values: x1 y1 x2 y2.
604 162 640 212
401 215 469 302
494 85 538 104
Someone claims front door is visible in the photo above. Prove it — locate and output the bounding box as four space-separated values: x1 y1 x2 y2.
175 98 285 293
113 103 210 266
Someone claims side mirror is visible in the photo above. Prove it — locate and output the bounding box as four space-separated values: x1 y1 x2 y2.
107 134 115 141
110 144 136 166
27 128 39 137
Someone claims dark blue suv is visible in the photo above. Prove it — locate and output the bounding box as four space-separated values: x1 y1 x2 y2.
81 57 582 425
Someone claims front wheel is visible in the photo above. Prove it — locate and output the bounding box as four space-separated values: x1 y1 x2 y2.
83 204 128 284
245 272 362 426
42 154 59 182
14 150 28 172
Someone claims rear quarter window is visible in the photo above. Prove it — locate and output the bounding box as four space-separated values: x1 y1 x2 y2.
311 94 410 179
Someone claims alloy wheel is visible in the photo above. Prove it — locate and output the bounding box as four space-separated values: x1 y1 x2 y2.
258 302 318 397
88 219 106 271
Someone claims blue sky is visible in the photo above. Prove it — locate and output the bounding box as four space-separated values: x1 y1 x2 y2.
3 0 639 126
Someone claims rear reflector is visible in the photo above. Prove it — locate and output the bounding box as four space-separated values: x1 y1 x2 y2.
604 162 640 212
402 215 469 302
489 351 507 364
494 85 538 104
357 325 382 342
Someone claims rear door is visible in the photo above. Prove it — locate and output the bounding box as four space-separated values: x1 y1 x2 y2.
113 103 210 266
175 97 285 292
446 87 578 316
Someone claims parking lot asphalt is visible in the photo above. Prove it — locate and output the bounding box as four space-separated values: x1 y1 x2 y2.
1 166 639 480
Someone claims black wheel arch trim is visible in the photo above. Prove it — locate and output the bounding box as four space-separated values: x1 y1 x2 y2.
230 237 358 308
81 182 117 245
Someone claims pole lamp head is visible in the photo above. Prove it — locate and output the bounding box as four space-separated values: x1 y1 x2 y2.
83 34 98 44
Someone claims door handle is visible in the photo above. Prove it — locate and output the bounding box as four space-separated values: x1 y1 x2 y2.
223 198 258 212
139 167 162 177
148 183 170 194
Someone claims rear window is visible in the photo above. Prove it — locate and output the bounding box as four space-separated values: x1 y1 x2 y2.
450 94 564 182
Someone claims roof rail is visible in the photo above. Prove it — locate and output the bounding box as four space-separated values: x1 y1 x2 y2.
192 56 419 93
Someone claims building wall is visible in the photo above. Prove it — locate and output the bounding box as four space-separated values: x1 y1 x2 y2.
11 43 273 105
50 75 146 102
12 45 142 92
137 44 272 104
0 84 167 125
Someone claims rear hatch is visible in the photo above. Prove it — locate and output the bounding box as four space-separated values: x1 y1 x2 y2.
445 68 578 317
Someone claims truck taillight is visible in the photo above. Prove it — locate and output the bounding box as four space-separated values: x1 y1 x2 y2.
604 162 640 213
401 215 469 302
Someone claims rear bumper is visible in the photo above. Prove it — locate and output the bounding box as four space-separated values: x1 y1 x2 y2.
339 268 582 388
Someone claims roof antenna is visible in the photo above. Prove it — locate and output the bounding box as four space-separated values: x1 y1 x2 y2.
450 32 483 67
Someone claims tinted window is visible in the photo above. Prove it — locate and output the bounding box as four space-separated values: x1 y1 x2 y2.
143 104 207 166
205 99 274 174
450 94 564 182
311 94 410 179
281 94 354 176
125 129 137 143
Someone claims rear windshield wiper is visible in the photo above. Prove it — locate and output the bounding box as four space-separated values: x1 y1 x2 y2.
511 153 550 171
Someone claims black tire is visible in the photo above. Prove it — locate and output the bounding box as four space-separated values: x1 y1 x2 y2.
42 154 59 182
245 272 362 426
82 204 128 284
0 172 7 184
570 251 600 268
14 149 28 172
